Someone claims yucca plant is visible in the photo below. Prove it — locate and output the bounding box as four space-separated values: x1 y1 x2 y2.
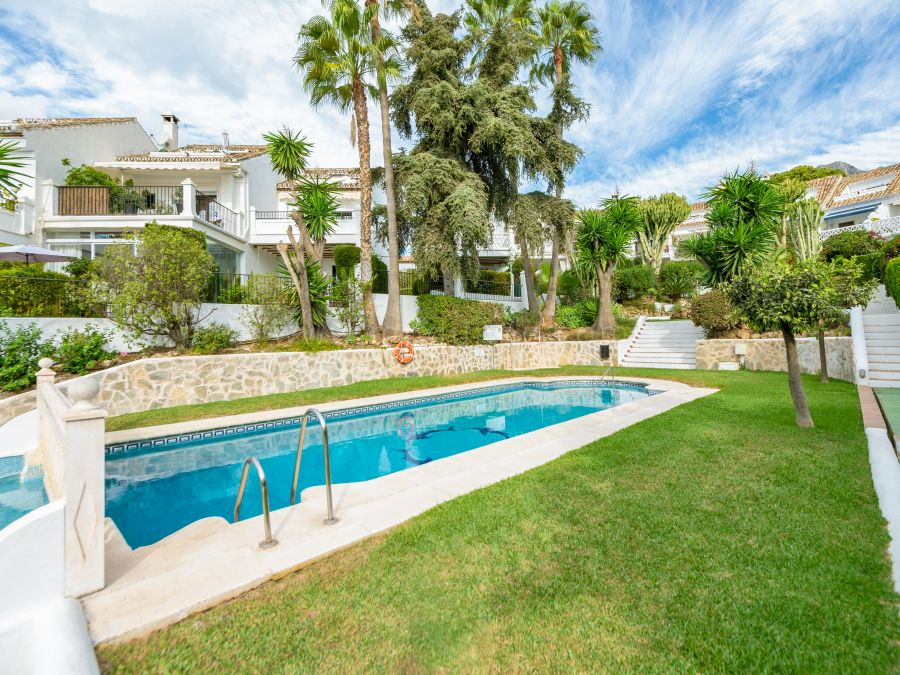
0 140 27 201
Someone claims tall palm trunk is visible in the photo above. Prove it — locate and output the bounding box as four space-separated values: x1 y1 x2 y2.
352 75 379 335
781 322 814 428
817 323 829 383
368 3 402 338
542 47 567 326
277 234 314 339
592 262 615 337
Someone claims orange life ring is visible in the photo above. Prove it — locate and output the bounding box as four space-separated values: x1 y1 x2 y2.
394 340 414 365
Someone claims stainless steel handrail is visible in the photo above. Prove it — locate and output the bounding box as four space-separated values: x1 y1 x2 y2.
233 457 277 549
290 408 337 525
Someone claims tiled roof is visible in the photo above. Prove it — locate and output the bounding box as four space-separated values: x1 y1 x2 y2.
277 168 361 191
14 117 138 129
115 144 268 162
818 162 900 209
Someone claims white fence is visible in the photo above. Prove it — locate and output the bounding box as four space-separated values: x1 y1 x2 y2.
819 215 900 241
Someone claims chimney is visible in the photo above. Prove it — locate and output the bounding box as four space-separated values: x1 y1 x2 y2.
222 131 230 153
160 112 180 151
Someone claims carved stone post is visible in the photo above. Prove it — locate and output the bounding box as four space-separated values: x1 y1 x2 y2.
63 378 108 597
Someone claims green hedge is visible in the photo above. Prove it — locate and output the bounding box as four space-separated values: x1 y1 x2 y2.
614 265 655 301
333 244 361 278
0 267 94 317
886 258 900 305
821 229 884 262
414 295 502 344
691 288 740 337
854 251 886 283
465 269 511 295
658 261 704 299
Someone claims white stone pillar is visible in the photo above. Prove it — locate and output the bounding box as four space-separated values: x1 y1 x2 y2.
454 276 464 298
63 378 108 598
849 305 870 385
181 178 196 217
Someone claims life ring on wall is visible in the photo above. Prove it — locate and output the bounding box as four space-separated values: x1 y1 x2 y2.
394 340 415 365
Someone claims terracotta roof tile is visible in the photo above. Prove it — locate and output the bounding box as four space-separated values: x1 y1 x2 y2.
116 144 269 162
277 168 360 191
14 117 138 129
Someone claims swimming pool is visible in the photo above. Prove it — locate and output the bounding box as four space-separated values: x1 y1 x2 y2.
105 380 654 548
0 457 47 531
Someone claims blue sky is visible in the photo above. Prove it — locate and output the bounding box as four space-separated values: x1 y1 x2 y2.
1 0 899 204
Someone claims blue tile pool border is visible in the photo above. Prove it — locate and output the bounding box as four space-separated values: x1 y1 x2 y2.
105 379 656 455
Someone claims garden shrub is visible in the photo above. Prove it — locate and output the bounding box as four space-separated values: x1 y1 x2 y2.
886 258 900 304
0 267 86 317
466 269 512 295
883 235 900 261
191 323 237 354
504 308 539 339
415 295 502 344
614 265 655 301
0 322 54 391
658 261 704 299
55 324 114 374
556 299 597 328
239 275 292 344
854 251 886 282
278 337 341 352
820 229 884 262
556 269 583 305
333 244 361 278
691 288 740 337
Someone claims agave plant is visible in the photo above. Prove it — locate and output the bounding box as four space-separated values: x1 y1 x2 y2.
277 258 332 330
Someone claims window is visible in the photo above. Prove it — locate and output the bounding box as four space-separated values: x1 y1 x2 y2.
338 211 353 221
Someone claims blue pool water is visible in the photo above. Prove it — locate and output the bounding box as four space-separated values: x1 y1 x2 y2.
105 380 653 548
0 457 48 531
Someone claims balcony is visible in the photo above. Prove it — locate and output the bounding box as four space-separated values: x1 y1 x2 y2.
48 181 244 241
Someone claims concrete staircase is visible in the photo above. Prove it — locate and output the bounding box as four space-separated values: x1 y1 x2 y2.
619 319 703 369
863 285 900 388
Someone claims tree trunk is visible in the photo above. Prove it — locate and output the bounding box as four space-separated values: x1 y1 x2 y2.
352 76 379 335
277 239 314 339
369 6 402 338
593 264 616 338
442 268 455 296
541 203 561 326
817 324 828 383
519 233 539 313
781 322 814 428
541 48 566 326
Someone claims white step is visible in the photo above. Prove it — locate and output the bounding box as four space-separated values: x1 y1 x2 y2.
869 378 900 387
867 338 900 347
867 361 900 372
868 346 900 356
619 360 695 370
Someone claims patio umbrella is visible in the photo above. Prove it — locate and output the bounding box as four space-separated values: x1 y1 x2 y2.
0 245 75 265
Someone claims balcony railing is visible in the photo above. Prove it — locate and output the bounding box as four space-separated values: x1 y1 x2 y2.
57 185 183 216
195 190 238 233
256 210 293 220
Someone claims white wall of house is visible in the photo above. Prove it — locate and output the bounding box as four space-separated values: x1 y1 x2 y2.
243 154 282 213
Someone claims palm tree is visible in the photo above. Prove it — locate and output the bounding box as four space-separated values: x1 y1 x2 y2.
264 129 317 339
0 140 27 200
681 168 782 286
532 0 601 325
637 193 691 274
364 0 408 338
296 0 399 336
575 195 642 336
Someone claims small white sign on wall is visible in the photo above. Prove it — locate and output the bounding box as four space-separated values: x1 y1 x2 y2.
474 346 486 358
483 324 503 342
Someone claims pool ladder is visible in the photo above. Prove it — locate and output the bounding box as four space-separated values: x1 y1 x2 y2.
233 457 278 549
290 408 338 525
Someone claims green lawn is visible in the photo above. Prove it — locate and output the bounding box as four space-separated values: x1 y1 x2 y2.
98 369 900 672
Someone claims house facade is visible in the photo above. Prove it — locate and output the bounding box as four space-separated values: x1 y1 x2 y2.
0 114 368 280
662 163 900 261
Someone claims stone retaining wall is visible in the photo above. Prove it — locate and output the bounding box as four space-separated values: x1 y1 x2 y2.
695 337 853 382
0 340 614 425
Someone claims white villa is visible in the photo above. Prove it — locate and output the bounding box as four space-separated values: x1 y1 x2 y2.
664 163 900 259
0 114 523 282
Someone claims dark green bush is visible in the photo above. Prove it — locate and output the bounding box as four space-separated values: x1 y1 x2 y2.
333 244 361 278
658 261 704 299
191 323 237 354
0 322 54 391
885 258 900 304
854 251 886 282
614 265 655 301
555 299 597 328
415 295 502 344
556 269 583 305
820 229 884 262
0 267 90 317
691 289 740 337
56 324 114 374
883 235 900 261
466 269 512 295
